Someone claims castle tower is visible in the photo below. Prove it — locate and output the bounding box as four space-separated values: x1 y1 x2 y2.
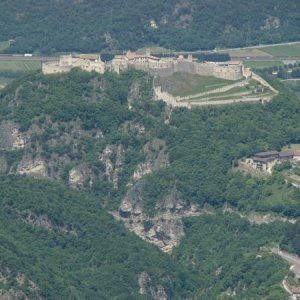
145 48 151 57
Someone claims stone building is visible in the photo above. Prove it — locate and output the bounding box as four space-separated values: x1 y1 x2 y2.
249 150 298 173
42 54 105 75
42 49 245 81
108 50 244 80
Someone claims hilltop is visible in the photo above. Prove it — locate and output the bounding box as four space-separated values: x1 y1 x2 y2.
0 0 299 53
0 68 300 297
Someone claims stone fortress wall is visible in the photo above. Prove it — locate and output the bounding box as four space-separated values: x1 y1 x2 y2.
109 50 244 81
42 54 105 75
42 49 244 81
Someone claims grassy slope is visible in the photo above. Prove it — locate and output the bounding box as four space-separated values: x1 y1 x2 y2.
155 72 240 97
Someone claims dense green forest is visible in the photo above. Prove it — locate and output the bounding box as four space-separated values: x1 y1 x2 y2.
1 71 300 216
174 215 289 299
0 69 300 298
0 0 299 53
0 175 290 299
0 175 198 299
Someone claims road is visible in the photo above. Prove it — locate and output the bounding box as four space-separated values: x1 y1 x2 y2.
0 55 58 61
215 40 300 53
272 248 300 277
231 56 300 61
0 54 58 61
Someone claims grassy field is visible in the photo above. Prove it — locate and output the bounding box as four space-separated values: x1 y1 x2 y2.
0 60 42 72
260 43 300 57
282 144 300 151
243 60 284 69
0 41 9 52
155 72 240 97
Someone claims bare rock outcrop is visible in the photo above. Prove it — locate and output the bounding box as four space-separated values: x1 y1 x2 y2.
16 156 47 178
138 272 168 300
127 217 185 254
0 121 28 150
0 267 41 300
119 180 145 218
132 139 169 182
69 164 94 188
117 184 207 253
99 144 125 188
24 211 77 236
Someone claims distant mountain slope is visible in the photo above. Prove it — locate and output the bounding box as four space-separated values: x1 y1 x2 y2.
0 68 299 298
0 175 198 299
0 0 299 53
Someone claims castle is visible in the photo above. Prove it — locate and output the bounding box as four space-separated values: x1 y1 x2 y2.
42 54 105 75
42 49 245 81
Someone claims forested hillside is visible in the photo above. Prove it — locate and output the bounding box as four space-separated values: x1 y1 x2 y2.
1 69 300 298
0 0 299 53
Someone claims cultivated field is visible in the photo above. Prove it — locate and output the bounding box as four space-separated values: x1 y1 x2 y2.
243 60 284 69
260 43 300 57
0 60 42 72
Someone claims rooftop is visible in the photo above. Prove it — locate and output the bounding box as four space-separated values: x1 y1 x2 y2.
279 151 294 158
255 151 279 158
253 156 276 163
78 54 100 60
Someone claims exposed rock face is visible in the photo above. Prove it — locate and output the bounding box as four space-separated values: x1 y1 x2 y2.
262 16 280 29
69 164 94 188
25 213 53 230
0 267 41 300
127 217 185 254
122 121 145 136
0 121 28 150
156 186 190 213
115 137 208 253
132 139 169 182
119 180 145 218
16 157 47 178
99 144 125 188
24 211 77 236
118 184 207 253
138 272 168 300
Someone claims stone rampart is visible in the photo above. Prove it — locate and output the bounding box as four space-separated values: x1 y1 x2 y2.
42 55 105 75
43 52 245 82
251 72 278 94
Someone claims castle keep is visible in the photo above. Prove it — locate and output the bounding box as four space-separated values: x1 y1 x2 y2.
42 50 244 81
